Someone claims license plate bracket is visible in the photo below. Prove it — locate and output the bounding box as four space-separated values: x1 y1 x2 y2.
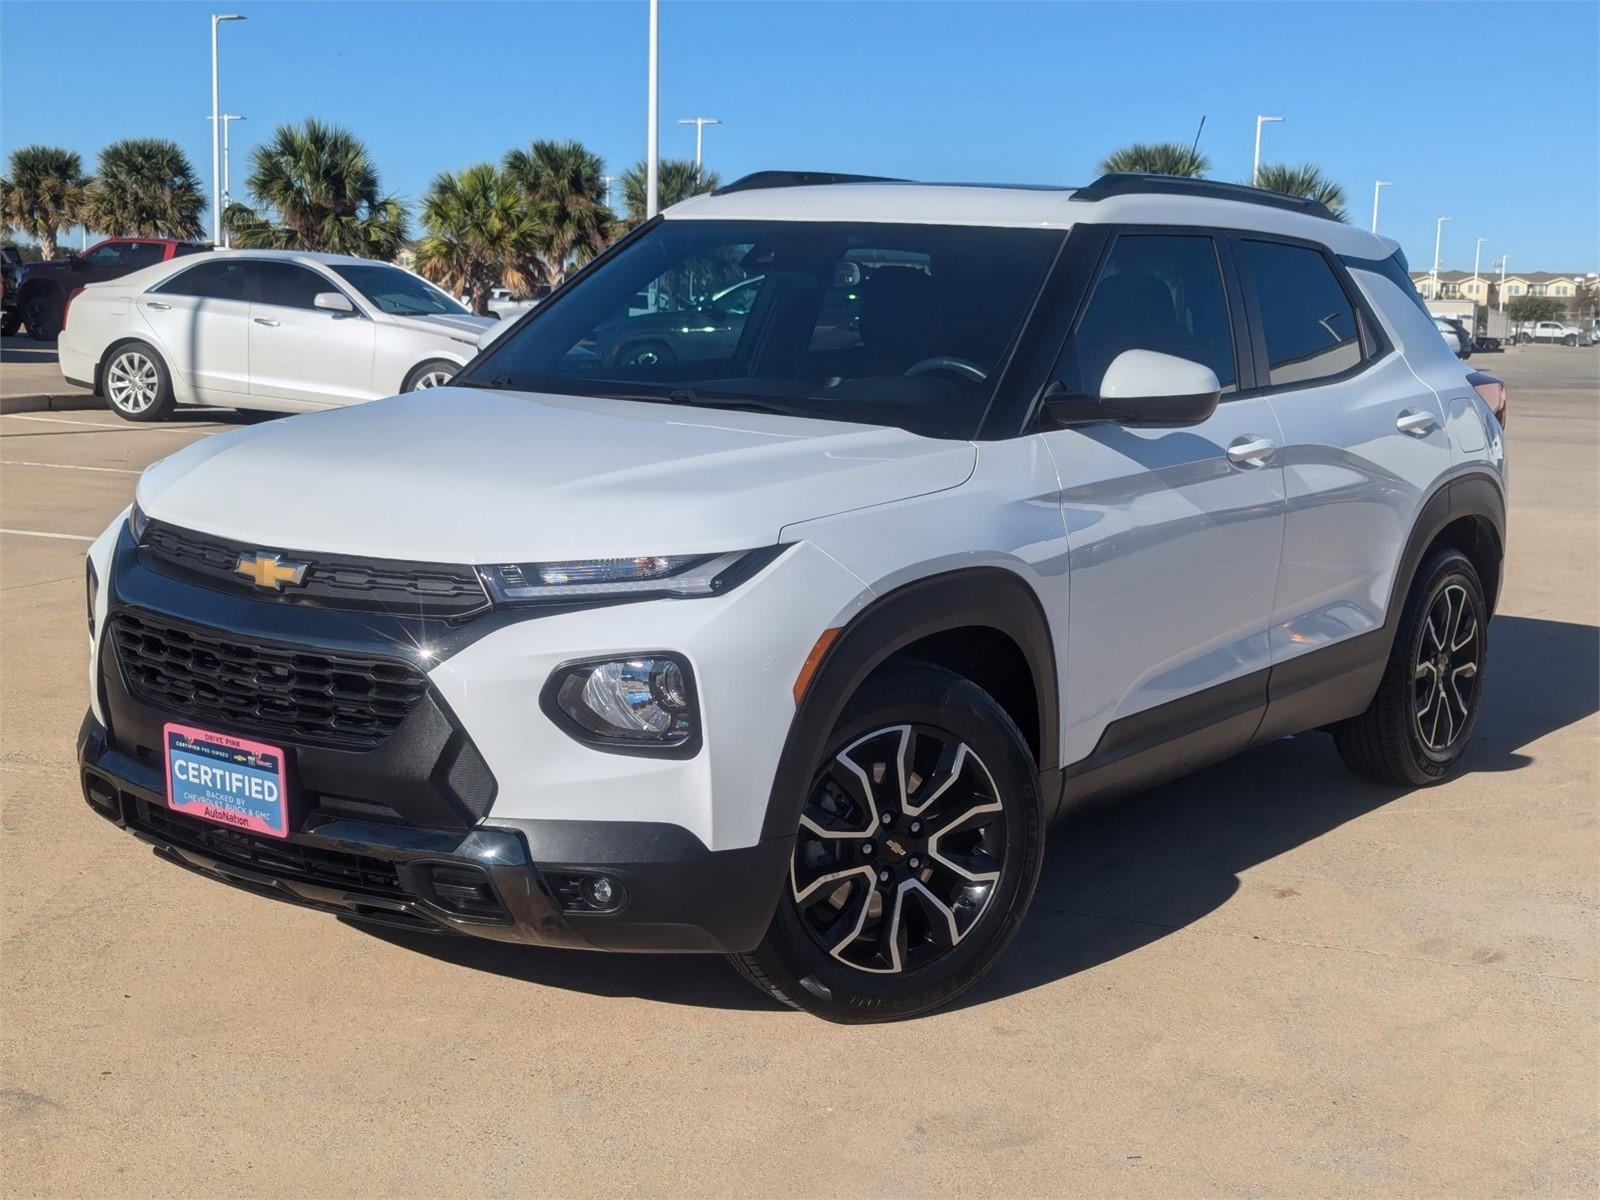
164 722 289 839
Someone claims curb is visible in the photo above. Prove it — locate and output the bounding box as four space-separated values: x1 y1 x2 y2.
1 392 105 414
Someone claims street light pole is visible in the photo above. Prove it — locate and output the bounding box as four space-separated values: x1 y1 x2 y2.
209 14 246 247
1252 115 1283 186
676 117 721 173
1498 255 1508 314
221 114 244 246
1472 236 1485 286
1370 180 1392 233
645 0 659 218
600 175 614 210
1430 216 1452 299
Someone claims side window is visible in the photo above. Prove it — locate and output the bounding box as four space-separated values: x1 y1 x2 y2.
151 259 252 301
83 243 122 267
1242 240 1362 386
1069 234 1238 395
254 262 333 310
118 243 167 271
173 243 211 258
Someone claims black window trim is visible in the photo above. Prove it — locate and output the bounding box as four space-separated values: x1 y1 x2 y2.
1228 231 1394 400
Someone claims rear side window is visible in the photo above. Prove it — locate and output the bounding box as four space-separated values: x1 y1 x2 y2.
1242 241 1362 386
1069 234 1238 395
172 243 211 258
254 262 332 310
118 243 167 271
152 259 252 301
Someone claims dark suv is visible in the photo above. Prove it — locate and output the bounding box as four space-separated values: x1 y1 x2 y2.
12 237 210 340
1 245 22 336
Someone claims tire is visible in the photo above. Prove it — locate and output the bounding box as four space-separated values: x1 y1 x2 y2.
22 290 61 341
615 340 674 368
1564 334 1577 347
402 358 458 392
0 309 19 337
1516 333 1531 344
102 341 175 422
731 663 1045 1023
1334 548 1488 787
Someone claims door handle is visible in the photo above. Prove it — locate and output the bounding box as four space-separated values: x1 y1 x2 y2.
253 317 280 327
1226 436 1276 466
1396 409 1437 435
144 301 171 310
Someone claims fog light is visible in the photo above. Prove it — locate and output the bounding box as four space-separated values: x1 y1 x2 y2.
83 774 118 818
544 655 698 753
586 877 616 907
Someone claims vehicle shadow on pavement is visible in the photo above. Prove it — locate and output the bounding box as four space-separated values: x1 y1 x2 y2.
0 340 59 365
354 615 1598 1014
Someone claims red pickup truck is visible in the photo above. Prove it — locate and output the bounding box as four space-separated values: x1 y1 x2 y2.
11 237 210 340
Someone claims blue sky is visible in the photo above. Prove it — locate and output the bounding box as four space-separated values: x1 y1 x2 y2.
3 0 1596 272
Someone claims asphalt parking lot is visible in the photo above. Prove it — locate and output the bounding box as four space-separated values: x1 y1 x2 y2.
1 347 1596 1197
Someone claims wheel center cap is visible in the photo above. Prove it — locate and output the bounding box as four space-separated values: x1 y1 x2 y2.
883 837 909 860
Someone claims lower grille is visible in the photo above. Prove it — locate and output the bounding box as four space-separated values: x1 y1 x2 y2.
109 609 428 749
127 796 404 897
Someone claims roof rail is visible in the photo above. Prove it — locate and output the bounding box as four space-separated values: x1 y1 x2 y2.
1071 173 1338 221
713 171 908 196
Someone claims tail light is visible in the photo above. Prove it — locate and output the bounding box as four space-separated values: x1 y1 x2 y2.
1467 371 1507 430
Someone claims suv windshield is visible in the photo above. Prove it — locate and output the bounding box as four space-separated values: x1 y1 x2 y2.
458 219 1064 439
330 263 470 317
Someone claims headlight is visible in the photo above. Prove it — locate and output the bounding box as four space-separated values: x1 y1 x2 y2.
477 547 781 605
128 501 149 543
542 654 700 755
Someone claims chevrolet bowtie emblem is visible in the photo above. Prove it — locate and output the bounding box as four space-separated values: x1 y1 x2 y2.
234 551 308 590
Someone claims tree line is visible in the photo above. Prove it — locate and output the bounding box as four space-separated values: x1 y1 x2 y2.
4 124 1352 307
0 122 720 312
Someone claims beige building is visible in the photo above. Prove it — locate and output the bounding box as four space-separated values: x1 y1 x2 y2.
1412 269 1593 305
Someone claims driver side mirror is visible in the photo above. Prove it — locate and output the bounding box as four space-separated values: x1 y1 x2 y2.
1041 349 1221 429
313 291 356 315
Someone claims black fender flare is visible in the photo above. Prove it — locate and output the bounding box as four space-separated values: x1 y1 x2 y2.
1384 470 1506 641
758 566 1059 842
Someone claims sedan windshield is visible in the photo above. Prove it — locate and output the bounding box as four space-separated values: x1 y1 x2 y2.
457 219 1064 439
330 263 470 317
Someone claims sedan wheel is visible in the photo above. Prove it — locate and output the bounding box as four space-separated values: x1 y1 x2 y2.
107 350 160 414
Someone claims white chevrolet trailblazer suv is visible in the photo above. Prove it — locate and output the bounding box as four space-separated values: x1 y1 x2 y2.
79 172 1508 1022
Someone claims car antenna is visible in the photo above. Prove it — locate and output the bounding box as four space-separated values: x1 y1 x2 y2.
1187 115 1206 176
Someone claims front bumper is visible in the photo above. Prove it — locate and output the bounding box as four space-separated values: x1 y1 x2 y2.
79 714 789 953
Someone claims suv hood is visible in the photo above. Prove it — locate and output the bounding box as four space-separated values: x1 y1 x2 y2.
135 387 976 562
384 312 497 339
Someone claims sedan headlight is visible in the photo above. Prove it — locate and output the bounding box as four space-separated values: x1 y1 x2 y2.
542 654 700 755
477 547 780 605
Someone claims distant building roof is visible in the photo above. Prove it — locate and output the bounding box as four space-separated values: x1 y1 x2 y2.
1411 269 1591 284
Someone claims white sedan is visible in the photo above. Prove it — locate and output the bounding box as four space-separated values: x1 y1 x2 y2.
57 249 496 421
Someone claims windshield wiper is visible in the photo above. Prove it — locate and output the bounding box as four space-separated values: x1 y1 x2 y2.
604 388 803 417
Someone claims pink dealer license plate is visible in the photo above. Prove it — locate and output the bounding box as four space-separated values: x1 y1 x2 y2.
164 723 289 839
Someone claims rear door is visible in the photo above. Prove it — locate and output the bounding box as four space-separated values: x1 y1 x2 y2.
141 258 255 397
1037 229 1287 766
1234 237 1452 708
247 262 376 406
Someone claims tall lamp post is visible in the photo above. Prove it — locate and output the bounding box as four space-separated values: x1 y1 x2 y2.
645 0 659 218
676 116 721 173
1252 114 1283 186
1471 235 1485 293
1370 180 1392 233
209 113 245 247
1430 216 1452 300
210 13 246 247
1497 255 1509 314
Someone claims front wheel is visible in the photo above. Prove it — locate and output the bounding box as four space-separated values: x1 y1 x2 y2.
0 309 20 337
1334 547 1488 786
731 663 1044 1022
402 359 458 391
1564 334 1578 347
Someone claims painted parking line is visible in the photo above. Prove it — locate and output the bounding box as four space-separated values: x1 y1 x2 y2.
0 527 95 542
1 460 142 475
1 413 228 433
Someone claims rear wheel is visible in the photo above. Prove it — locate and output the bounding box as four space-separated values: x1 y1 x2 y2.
103 342 175 422
22 290 60 341
1334 548 1488 786
402 358 458 391
731 663 1044 1022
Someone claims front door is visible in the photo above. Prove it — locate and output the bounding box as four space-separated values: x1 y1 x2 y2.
1038 231 1286 766
247 262 376 407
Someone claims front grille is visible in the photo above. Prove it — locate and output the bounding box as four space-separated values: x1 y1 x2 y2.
127 796 405 897
110 609 428 749
141 520 490 617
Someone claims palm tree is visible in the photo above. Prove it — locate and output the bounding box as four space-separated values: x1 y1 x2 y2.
84 138 204 239
1252 163 1349 221
620 158 720 225
224 118 408 258
413 163 541 314
503 139 615 285
1 145 89 259
1098 142 1209 178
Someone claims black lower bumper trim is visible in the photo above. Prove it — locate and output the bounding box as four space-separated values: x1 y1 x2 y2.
79 714 788 954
